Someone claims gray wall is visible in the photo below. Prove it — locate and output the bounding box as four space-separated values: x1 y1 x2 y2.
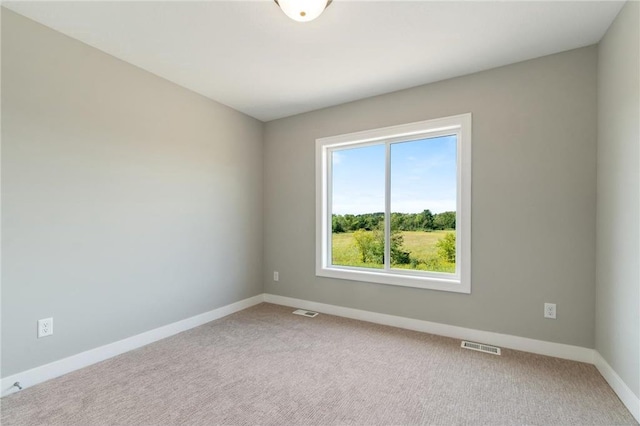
3 3 623 381
1 10 263 376
264 46 598 348
596 1 640 398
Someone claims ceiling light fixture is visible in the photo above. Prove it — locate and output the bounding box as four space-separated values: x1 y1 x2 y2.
274 0 332 22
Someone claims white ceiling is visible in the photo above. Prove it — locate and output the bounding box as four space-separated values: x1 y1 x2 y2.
3 1 625 122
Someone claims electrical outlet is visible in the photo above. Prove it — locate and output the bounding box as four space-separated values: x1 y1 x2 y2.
273 271 279 281
38 318 53 338
544 303 556 319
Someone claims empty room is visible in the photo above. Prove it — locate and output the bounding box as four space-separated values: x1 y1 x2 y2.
1 1 638 425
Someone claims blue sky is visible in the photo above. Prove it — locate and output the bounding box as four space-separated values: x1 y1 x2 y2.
331 135 457 215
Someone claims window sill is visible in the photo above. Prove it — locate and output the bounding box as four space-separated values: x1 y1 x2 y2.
316 266 470 294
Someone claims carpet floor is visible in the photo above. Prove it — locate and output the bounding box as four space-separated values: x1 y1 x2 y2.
1 303 636 425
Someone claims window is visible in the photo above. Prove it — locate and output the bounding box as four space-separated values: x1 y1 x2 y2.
315 114 471 293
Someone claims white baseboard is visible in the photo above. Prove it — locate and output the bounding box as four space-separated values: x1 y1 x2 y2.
4 292 638 423
593 352 640 422
0 294 264 397
264 294 595 363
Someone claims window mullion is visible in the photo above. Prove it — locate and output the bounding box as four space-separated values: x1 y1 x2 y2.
384 142 391 271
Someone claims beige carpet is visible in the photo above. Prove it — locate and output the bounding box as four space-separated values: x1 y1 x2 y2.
1 303 636 425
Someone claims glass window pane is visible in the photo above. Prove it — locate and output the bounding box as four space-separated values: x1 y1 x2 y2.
331 145 385 269
389 136 457 273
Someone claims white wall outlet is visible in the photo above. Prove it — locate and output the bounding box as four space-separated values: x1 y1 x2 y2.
544 303 556 319
38 318 53 338
273 271 279 281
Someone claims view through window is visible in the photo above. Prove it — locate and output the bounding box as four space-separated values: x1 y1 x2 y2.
330 135 457 274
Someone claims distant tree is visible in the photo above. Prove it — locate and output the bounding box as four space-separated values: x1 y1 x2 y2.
353 229 379 263
419 209 434 230
343 214 355 231
390 230 411 264
390 213 402 231
436 233 456 263
433 211 456 230
332 216 345 233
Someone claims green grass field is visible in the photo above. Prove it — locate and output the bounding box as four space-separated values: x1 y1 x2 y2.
332 230 455 273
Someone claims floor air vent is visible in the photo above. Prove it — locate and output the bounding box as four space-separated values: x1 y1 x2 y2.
461 341 501 355
292 309 319 318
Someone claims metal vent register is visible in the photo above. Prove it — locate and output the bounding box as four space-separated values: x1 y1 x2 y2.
292 309 319 318
461 341 501 355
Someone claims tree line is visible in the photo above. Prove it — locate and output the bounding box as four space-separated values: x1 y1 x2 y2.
332 210 456 233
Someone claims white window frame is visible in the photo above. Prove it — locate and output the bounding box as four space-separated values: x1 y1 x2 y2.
315 113 471 294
